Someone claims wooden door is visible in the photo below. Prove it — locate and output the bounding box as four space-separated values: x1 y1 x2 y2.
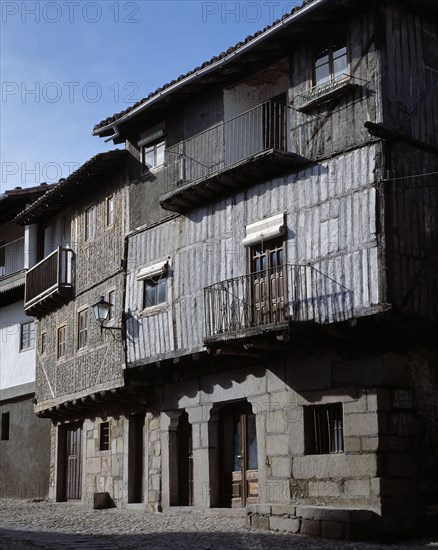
220 404 259 508
66 424 82 500
178 412 193 506
251 239 285 326
128 413 145 503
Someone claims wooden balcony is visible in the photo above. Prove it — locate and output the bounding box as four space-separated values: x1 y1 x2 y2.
25 247 74 317
160 101 305 212
204 264 354 344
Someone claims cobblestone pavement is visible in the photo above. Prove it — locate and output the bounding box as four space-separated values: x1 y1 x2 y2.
0 500 437 549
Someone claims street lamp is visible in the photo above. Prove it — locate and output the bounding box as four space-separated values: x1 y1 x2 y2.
91 296 124 339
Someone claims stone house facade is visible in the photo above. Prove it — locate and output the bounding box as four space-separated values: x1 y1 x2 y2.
15 0 438 541
92 0 437 539
15 151 139 504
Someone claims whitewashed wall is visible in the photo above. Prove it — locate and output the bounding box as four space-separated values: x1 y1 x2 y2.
0 301 35 390
126 143 382 367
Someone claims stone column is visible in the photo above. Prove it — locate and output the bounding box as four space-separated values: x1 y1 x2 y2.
248 396 268 504
187 404 218 508
160 410 181 508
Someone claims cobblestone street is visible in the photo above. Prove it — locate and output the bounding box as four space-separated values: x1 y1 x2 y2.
0 500 437 549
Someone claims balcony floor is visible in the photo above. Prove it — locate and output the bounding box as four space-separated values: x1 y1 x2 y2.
25 285 73 317
160 148 306 213
204 320 290 345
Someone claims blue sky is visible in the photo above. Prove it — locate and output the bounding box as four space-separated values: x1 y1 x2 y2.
0 0 301 192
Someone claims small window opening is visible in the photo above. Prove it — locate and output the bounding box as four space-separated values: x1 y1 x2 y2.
305 403 344 454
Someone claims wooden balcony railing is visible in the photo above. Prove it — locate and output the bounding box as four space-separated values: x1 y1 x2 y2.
25 247 74 316
204 264 354 342
160 101 304 212
0 237 25 279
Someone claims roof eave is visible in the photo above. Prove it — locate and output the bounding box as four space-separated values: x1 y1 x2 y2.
93 0 332 139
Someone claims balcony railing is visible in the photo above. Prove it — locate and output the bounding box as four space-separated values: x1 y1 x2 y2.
25 247 74 316
295 74 357 111
0 237 25 278
160 101 304 211
204 264 354 342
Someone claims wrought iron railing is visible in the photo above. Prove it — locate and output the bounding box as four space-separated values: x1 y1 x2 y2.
295 74 355 110
25 247 74 308
0 237 25 278
204 264 353 339
163 101 288 194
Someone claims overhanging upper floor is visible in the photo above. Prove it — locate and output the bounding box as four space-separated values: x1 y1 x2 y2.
159 101 306 213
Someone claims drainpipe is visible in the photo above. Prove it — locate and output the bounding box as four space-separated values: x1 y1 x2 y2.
104 125 119 143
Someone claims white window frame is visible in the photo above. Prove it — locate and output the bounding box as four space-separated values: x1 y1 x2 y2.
20 321 35 351
57 325 66 359
106 195 114 227
77 309 89 350
41 331 47 355
107 289 116 321
85 205 96 241
138 126 166 172
137 259 170 310
314 38 349 87
143 139 165 171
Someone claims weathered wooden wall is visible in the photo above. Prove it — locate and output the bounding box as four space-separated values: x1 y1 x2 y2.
384 2 438 148
388 142 438 321
126 144 382 367
127 91 224 231
290 9 382 160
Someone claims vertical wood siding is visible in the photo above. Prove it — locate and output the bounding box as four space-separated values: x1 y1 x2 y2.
385 3 438 148
388 142 438 321
290 10 382 160
126 144 382 367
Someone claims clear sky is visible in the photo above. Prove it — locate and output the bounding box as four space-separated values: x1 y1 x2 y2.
0 0 301 192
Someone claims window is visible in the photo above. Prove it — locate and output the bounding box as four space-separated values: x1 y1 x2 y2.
57 326 66 359
1 412 10 441
143 139 165 170
20 321 35 351
305 403 344 454
248 238 285 326
108 290 115 321
106 196 114 227
314 39 348 86
143 273 167 308
41 332 47 355
250 238 284 273
99 421 110 451
78 310 88 349
85 205 96 241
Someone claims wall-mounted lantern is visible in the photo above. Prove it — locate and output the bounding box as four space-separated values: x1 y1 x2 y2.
92 296 124 340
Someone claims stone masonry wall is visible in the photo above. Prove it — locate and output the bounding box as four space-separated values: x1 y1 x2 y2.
159 338 436 529
84 417 126 507
35 273 125 408
147 412 162 512
0 396 51 499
